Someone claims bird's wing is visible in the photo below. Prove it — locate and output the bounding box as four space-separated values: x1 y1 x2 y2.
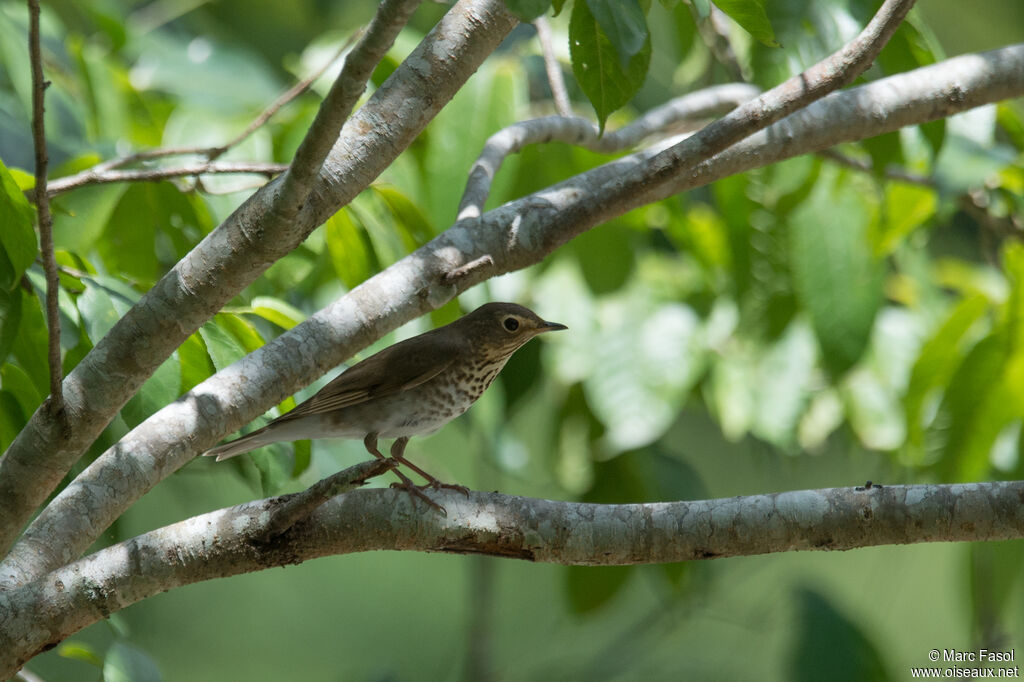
274 330 460 421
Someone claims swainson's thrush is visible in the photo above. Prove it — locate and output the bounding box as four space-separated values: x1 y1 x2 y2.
204 302 566 508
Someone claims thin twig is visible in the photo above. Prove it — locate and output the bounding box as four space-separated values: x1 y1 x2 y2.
46 161 288 196
27 0 62 418
46 34 356 196
533 16 571 117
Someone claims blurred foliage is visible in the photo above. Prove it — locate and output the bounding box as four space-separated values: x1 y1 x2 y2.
1 0 1023 679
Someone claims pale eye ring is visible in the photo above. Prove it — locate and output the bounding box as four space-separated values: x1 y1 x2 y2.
503 317 519 332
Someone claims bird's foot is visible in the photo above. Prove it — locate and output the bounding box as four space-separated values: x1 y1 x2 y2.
390 481 447 515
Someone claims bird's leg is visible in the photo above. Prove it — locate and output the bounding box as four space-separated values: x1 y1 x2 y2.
390 437 470 497
363 434 445 513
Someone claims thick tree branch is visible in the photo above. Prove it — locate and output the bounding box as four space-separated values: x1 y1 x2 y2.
3 43 1020 589
3 479 1023 675
27 0 62 418
0 0 519 559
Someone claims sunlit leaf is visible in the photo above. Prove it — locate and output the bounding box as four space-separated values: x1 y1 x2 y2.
179 332 214 394
325 209 373 289
873 182 937 256
57 641 104 667
904 295 988 455
199 320 247 371
248 296 306 331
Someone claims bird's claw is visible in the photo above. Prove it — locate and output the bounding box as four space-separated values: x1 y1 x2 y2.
390 481 447 515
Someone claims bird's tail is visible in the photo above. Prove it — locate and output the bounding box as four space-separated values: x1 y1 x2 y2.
203 426 274 461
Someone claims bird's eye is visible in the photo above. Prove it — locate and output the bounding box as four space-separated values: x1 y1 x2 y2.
503 317 520 332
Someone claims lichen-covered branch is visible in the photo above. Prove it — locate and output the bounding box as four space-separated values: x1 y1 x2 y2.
2 480 1022 676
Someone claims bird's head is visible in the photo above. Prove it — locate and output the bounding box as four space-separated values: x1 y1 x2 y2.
458 302 567 356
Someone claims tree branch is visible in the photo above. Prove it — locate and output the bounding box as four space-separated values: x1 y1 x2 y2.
3 42 1020 589
3 479 1023 675
0 0 519 560
533 16 572 117
27 0 62 419
44 161 288 195
41 35 355 198
457 83 760 219
269 0 423 224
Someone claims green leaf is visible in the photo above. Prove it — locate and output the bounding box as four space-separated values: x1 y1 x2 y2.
179 332 215 394
0 159 38 291
77 281 122 344
216 312 266 353
0 391 23 451
1 362 42 419
98 184 163 283
861 131 904 179
570 0 652 132
325 209 373 289
872 182 937 256
585 0 649 64
51 183 127 255
199 321 247 371
788 589 889 681
373 184 434 249
11 288 49 394
121 354 180 428
503 0 552 21
565 565 634 614
937 243 1024 479
247 296 306 331
0 284 23 365
789 174 884 377
934 332 1011 480
291 438 312 478
904 295 988 454
920 119 946 161
57 641 104 667
570 220 636 294
711 0 778 47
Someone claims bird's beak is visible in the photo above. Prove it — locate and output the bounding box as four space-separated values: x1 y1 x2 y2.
538 320 567 333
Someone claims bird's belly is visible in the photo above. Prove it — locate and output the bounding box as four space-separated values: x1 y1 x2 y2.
324 391 472 440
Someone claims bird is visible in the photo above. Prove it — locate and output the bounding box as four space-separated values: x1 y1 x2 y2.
204 302 566 510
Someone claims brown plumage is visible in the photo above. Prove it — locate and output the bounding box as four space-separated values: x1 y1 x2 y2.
204 302 566 507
